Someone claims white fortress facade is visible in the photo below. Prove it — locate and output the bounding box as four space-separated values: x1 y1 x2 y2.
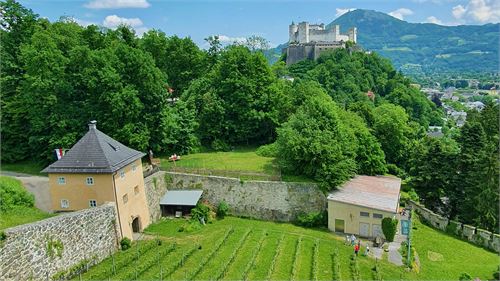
285 22 357 65
289 22 357 44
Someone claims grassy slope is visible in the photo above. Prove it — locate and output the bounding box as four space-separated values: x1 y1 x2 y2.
0 176 53 230
411 217 499 280
160 147 314 182
78 216 498 280
1 161 45 176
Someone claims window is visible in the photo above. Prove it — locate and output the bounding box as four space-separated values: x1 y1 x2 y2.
360 211 370 217
61 199 69 209
89 200 97 207
132 163 137 172
134 186 139 195
373 213 383 219
57 177 66 185
86 177 94 185
120 170 125 178
122 194 128 204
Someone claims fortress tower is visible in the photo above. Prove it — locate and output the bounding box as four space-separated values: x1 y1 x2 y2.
285 21 357 65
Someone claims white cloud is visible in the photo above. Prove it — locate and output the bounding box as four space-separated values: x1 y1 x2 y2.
73 18 97 27
85 0 150 9
103 15 143 28
451 0 500 23
218 35 246 44
102 15 149 37
335 8 356 18
452 4 467 19
426 16 443 24
388 8 414 20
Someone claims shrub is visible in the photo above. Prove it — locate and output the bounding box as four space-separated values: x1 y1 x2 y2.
211 139 230 151
493 265 500 280
386 164 406 179
399 189 419 206
382 217 398 242
255 143 278 157
191 202 211 223
0 176 35 211
459 272 472 281
295 210 327 228
120 237 132 251
217 201 229 218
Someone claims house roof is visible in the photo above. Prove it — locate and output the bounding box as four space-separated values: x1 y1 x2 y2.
159 190 203 206
42 121 145 174
327 175 401 213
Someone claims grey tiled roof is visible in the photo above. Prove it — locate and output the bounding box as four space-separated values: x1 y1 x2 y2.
160 190 203 206
327 175 401 213
42 124 145 174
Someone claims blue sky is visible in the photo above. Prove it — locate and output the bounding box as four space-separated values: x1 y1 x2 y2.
19 0 500 47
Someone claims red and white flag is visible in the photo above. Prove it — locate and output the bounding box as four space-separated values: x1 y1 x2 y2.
54 148 65 160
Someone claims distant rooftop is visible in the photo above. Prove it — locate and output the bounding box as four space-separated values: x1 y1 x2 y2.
327 175 401 213
160 190 203 206
42 121 145 174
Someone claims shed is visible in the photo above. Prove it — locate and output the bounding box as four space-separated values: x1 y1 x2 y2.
160 190 203 217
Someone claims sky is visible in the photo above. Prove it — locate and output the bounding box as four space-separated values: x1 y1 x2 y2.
18 0 500 47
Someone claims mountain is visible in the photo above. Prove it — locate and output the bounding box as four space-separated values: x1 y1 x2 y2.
272 9 499 75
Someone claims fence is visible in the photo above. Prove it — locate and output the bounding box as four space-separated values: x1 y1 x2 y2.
162 166 282 182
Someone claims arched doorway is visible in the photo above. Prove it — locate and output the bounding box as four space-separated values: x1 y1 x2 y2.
132 216 141 233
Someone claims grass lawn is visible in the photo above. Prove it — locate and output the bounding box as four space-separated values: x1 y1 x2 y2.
160 147 313 182
1 161 45 176
0 206 54 230
411 215 499 280
76 216 499 281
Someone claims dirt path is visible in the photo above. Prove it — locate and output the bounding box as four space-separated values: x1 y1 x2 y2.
1 171 52 212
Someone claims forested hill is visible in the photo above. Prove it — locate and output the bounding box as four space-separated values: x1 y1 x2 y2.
270 9 499 75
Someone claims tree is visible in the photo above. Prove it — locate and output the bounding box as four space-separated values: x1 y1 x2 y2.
372 104 411 167
381 217 398 242
276 92 357 191
409 137 459 210
244 35 270 52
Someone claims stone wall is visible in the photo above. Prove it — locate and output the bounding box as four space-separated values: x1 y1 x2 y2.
408 200 499 253
0 202 119 280
144 171 327 222
144 171 170 222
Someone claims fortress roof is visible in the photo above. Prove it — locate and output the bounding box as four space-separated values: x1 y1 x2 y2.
42 121 145 174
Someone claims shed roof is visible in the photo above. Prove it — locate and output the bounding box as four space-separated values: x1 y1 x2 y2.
160 190 203 206
327 175 401 213
42 121 145 174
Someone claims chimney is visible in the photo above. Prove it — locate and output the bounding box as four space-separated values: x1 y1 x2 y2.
88 120 97 130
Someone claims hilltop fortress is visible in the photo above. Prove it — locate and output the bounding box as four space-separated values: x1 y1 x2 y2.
286 22 357 65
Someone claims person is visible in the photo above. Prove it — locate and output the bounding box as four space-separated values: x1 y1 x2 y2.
364 245 370 256
354 243 360 256
350 234 356 246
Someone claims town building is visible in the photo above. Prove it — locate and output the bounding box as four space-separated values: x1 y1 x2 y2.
42 121 151 239
327 175 401 238
285 22 357 65
160 190 203 217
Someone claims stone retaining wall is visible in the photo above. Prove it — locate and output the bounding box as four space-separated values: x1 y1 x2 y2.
408 200 499 253
0 202 119 280
144 171 327 222
144 171 170 222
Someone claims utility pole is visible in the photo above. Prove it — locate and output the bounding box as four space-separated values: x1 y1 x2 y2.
407 206 412 267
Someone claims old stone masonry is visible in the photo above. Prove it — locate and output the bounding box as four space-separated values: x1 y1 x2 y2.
0 203 120 280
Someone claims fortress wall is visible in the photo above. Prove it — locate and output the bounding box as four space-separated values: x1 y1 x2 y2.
144 171 326 222
0 203 119 280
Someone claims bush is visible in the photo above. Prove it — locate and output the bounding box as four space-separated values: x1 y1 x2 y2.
217 201 229 219
211 139 230 151
459 272 472 281
399 189 419 206
120 237 132 251
191 202 211 223
255 143 278 157
0 176 35 211
382 217 398 242
295 211 327 228
386 164 407 179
